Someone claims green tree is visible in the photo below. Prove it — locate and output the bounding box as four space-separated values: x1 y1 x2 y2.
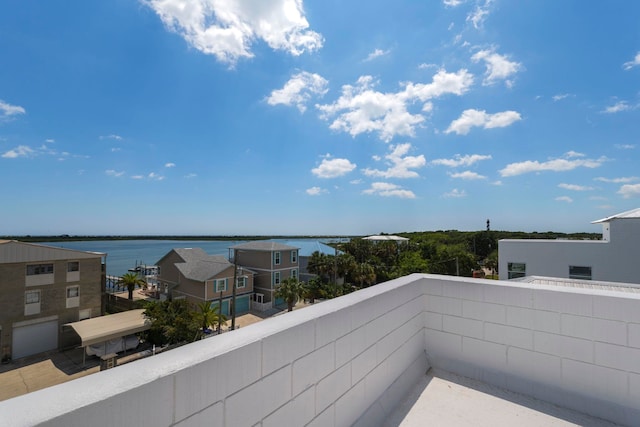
304 277 324 303
352 262 376 288
195 301 227 337
119 272 146 300
274 277 305 312
143 299 200 345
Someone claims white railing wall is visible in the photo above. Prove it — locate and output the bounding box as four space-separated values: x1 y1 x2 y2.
2 274 639 426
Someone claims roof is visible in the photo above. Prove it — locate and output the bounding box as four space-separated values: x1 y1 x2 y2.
64 309 150 347
230 240 299 251
592 207 640 224
175 256 234 282
279 240 338 257
513 275 640 294
362 235 409 241
0 240 104 264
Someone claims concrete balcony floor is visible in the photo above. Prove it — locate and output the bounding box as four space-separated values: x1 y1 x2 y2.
386 369 618 427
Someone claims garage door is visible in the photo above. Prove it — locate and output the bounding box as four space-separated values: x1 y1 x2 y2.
13 320 58 359
234 295 250 314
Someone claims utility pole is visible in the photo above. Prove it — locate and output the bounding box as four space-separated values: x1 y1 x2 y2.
231 250 238 331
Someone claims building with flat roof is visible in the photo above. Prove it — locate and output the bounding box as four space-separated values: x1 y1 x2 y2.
498 208 640 284
0 240 105 360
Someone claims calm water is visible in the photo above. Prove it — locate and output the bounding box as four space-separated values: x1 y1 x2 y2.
41 240 249 277
40 238 337 277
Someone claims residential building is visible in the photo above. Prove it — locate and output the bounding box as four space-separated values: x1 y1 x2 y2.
3 273 639 426
155 248 254 316
229 241 299 310
0 240 105 360
498 207 640 284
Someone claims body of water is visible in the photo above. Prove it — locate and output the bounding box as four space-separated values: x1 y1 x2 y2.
41 240 248 277
40 238 340 277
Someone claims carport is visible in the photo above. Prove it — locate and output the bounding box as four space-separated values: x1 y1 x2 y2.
64 309 151 365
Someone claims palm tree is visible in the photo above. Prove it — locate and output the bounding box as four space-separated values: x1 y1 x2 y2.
274 277 305 312
353 262 376 289
195 301 226 338
119 272 146 300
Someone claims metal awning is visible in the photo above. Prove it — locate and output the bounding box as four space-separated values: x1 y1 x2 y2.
65 309 150 347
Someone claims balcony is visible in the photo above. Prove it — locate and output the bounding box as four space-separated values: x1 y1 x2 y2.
1 274 639 426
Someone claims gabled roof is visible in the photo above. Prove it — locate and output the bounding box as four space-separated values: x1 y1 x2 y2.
230 240 299 251
592 207 640 224
175 256 234 282
0 240 104 264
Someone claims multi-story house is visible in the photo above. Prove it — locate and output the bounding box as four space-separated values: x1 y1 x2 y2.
155 248 254 316
229 241 299 309
0 240 105 360
498 207 640 284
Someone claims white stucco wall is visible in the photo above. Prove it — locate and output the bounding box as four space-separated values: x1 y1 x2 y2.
498 218 640 284
1 274 639 427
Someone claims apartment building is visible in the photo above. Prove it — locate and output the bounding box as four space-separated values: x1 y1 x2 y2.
0 240 105 360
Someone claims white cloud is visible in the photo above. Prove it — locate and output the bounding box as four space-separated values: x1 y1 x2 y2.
105 169 125 177
100 134 123 140
615 144 635 150
45 139 55 143
618 184 640 198
131 175 144 180
449 171 486 180
146 0 323 65
365 48 390 61
558 183 594 191
111 148 121 152
311 157 356 178
602 101 632 114
267 71 328 113
306 186 328 196
595 176 639 184
552 93 571 102
471 49 522 86
362 143 426 178
555 196 573 203
0 100 26 120
1 145 34 158
165 162 176 168
432 153 491 167
443 188 466 198
184 173 197 179
564 150 585 158
362 182 416 199
499 154 607 177
148 172 165 181
317 69 473 142
445 109 521 135
444 0 465 6
466 0 492 29
623 52 640 70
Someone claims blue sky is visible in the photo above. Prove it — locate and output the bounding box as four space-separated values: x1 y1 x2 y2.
1 1 639 236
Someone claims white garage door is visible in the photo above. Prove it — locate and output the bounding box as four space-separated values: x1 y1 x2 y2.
13 320 59 359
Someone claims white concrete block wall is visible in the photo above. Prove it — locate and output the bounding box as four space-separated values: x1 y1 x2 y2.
0 275 427 427
421 275 640 426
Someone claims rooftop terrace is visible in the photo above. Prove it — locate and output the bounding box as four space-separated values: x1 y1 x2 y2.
1 273 638 426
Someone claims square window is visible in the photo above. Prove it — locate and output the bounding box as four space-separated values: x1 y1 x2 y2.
507 262 526 279
215 279 227 293
236 277 246 289
67 262 79 272
67 286 79 298
26 290 40 304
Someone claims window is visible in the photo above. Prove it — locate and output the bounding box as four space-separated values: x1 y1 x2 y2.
66 286 80 308
67 286 79 298
26 264 53 275
236 276 246 289
25 290 40 304
569 266 592 280
67 262 79 272
273 271 280 286
215 279 227 292
507 262 526 279
291 269 298 280
291 250 298 263
274 251 281 265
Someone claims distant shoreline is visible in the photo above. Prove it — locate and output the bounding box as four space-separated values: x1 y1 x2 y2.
2 235 358 243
